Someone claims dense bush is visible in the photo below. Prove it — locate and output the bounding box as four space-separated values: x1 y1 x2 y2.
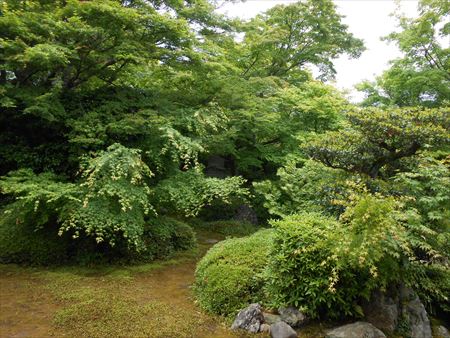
0 145 238 262
194 229 273 316
0 213 196 265
265 186 449 319
266 213 368 319
68 216 198 265
254 160 350 217
138 217 197 261
0 208 70 264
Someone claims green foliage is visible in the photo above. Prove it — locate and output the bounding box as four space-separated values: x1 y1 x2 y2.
254 160 349 217
194 229 273 316
0 169 80 227
240 0 364 80
332 187 412 288
60 143 155 249
392 156 450 313
136 217 197 261
306 107 449 178
357 0 449 107
0 206 70 265
266 213 367 319
154 170 249 217
0 144 155 250
191 220 262 238
393 156 450 236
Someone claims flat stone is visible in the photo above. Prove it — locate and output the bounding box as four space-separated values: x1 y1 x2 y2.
204 239 219 244
326 321 386 338
270 321 297 338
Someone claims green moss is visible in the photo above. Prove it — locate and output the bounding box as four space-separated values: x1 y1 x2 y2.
48 278 214 338
194 229 274 317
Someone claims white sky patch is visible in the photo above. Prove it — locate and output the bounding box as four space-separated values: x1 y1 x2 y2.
216 0 419 102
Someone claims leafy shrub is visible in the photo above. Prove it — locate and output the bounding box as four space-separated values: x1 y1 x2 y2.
0 206 70 264
0 213 197 265
194 229 273 316
70 217 197 265
0 144 155 251
254 160 350 218
265 187 445 320
154 169 249 217
60 143 156 249
139 217 197 260
266 213 368 319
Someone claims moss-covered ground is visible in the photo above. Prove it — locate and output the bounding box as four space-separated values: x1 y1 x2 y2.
0 228 326 338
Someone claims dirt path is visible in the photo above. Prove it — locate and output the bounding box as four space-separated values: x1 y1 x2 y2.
0 234 253 338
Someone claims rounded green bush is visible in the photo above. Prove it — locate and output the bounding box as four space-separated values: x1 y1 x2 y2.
139 216 197 260
194 229 274 317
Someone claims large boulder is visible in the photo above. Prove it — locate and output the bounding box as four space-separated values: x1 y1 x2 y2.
278 306 307 328
363 289 399 333
363 285 432 338
399 286 432 338
270 321 298 338
326 322 386 338
231 303 264 333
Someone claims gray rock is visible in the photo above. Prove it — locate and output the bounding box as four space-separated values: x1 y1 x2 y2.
435 325 450 338
260 323 271 334
363 285 432 338
399 285 432 338
278 306 307 328
326 322 386 338
263 312 282 325
231 303 264 333
363 289 399 333
270 321 297 338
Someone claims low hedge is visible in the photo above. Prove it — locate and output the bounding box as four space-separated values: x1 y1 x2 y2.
194 229 274 317
0 213 196 265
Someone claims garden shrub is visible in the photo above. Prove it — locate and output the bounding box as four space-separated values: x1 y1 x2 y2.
254 160 351 218
0 209 196 265
194 229 274 317
138 217 197 261
0 206 70 264
266 212 369 319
